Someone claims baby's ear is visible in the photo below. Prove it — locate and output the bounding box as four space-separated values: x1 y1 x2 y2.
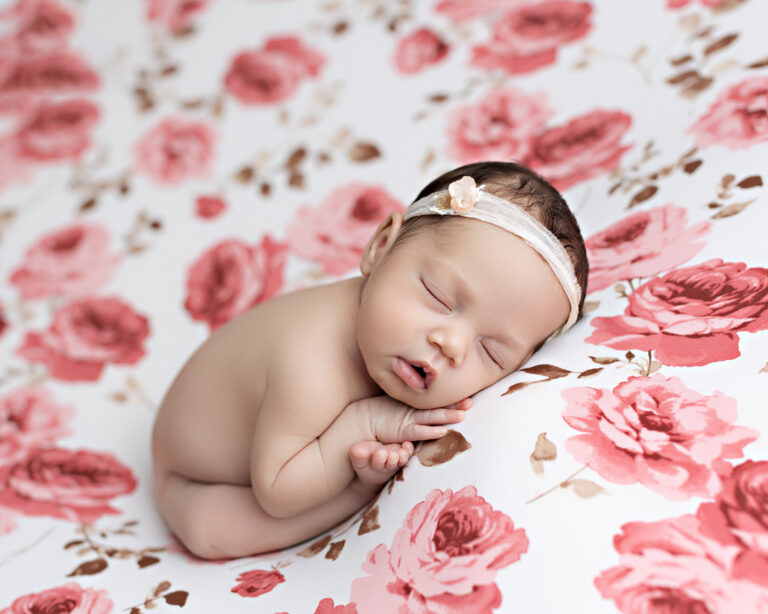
360 212 403 276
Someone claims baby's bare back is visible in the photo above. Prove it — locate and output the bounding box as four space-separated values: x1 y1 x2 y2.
151 277 376 487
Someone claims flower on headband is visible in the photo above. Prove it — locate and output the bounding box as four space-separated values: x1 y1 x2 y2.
448 176 480 213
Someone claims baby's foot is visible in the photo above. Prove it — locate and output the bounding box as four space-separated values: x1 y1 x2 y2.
349 440 415 488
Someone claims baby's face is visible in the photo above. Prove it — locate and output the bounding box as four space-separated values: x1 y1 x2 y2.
356 216 571 409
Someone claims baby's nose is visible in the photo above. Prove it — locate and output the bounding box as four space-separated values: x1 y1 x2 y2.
428 326 468 366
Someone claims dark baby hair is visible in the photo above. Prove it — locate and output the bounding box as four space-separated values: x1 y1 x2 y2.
397 161 589 339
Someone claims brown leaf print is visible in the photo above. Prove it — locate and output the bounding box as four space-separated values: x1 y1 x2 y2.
564 479 605 498
153 582 171 597
68 557 108 576
530 432 557 476
164 590 188 606
759 362 768 374
297 534 332 558
358 505 381 535
348 142 381 162
325 540 345 560
589 356 620 365
502 381 537 396
711 200 756 219
416 429 471 466
703 33 738 56
737 175 763 188
583 300 600 315
137 555 159 568
520 364 571 379
628 184 657 208
577 367 603 379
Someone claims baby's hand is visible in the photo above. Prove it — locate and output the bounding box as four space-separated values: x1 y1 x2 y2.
353 395 471 444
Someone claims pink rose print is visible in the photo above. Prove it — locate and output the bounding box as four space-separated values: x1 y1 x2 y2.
134 116 215 185
224 35 325 105
9 222 121 299
184 236 288 329
434 0 521 21
314 598 358 614
595 515 768 613
393 28 450 75
470 2 592 75
287 183 404 276
585 204 711 293
0 447 137 522
0 506 18 535
0 386 74 466
0 582 113 614
145 0 212 33
15 98 99 161
689 75 768 150
667 0 729 8
195 195 226 219
350 486 526 613
523 109 633 191
586 259 768 366
445 87 552 164
16 296 151 381
6 0 75 55
231 569 285 598
562 375 757 499
698 461 768 587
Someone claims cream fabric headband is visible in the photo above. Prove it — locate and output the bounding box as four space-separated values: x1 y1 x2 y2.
404 176 581 335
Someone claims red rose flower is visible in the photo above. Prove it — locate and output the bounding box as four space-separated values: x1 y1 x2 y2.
231 569 285 598
562 375 757 499
688 75 768 150
524 109 633 191
586 259 768 366
184 236 287 329
0 582 113 614
16 296 150 381
595 515 768 613
445 87 552 164
287 183 404 276
0 447 137 522
585 204 711 293
393 28 450 75
9 222 121 299
134 116 216 185
470 2 592 75
10 0 75 55
194 195 226 219
697 460 768 587
145 0 212 33
15 98 99 161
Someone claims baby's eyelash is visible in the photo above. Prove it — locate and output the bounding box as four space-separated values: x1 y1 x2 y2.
482 343 502 368
421 279 450 310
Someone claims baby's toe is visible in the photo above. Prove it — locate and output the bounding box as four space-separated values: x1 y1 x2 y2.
371 447 389 471
349 441 376 467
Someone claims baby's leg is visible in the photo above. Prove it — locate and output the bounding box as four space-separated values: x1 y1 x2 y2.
156 471 378 560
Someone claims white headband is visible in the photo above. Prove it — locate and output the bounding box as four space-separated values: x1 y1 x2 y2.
404 176 581 335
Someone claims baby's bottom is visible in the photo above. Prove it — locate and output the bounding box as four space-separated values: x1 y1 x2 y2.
154 470 377 560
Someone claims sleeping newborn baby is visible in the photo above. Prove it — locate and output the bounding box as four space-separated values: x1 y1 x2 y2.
151 160 589 559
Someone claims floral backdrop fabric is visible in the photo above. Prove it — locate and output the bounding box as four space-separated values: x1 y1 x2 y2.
0 0 767 612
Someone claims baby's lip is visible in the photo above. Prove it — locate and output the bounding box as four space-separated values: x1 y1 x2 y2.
394 358 435 391
410 360 436 388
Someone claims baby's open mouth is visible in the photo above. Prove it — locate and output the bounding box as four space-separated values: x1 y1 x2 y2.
412 364 427 379
394 358 432 391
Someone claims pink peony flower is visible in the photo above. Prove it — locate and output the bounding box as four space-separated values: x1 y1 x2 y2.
351 486 526 612
523 109 633 191
0 582 113 614
585 204 711 293
697 460 768 587
16 296 151 381
287 183 404 276
393 27 450 75
562 374 757 499
445 87 552 164
231 569 285 598
470 2 592 75
184 236 287 329
14 98 100 161
145 0 212 33
586 259 768 366
0 447 137 522
9 222 121 299
688 75 768 150
595 515 768 613
134 116 215 185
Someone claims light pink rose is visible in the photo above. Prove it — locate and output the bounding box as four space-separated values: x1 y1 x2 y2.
184 236 288 329
287 183 404 276
224 36 325 105
698 460 768 587
145 0 212 33
445 87 552 163
434 0 523 21
393 28 450 75
231 569 285 598
0 386 74 466
470 2 592 75
9 222 121 299
16 296 151 381
313 598 358 614
0 447 137 522
351 486 526 612
524 109 633 191
585 204 711 293
7 0 75 55
689 75 768 150
562 375 757 499
595 515 768 613
15 98 99 161
134 116 215 185
586 259 768 366
0 582 113 614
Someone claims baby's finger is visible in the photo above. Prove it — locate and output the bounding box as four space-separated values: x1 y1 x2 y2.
405 424 449 441
415 408 466 425
445 398 473 411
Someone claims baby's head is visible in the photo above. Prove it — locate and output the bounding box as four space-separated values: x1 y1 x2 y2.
356 161 588 409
